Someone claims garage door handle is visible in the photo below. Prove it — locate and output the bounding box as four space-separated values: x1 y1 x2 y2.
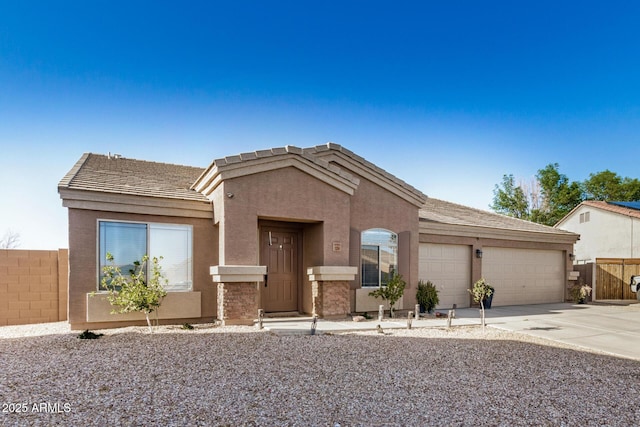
264 273 268 287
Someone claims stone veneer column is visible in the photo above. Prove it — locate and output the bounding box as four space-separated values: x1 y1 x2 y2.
307 266 358 319
210 265 267 326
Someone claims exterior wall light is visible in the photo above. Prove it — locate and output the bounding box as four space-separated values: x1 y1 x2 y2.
569 253 576 261
475 249 483 258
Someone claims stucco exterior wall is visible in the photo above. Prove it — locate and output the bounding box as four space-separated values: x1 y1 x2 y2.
214 167 352 266
557 205 640 262
348 176 421 310
67 208 217 330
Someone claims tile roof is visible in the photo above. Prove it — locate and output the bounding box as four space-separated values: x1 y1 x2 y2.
581 200 640 220
58 153 209 202
305 143 428 202
193 144 360 192
420 197 578 236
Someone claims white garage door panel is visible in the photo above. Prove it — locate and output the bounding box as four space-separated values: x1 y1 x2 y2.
483 248 564 306
419 243 471 308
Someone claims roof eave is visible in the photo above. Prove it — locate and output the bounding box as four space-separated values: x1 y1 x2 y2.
420 220 580 244
59 188 212 219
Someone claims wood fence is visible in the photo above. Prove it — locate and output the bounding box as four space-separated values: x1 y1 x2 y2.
595 258 640 300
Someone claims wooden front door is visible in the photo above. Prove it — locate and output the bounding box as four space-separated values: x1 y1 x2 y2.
261 228 299 312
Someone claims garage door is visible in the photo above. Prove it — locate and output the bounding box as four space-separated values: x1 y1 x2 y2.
419 243 471 308
483 247 564 306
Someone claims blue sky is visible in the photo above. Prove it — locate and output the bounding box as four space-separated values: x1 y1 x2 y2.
1 1 639 249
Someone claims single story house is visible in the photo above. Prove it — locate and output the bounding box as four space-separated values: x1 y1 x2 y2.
58 143 579 330
555 201 640 263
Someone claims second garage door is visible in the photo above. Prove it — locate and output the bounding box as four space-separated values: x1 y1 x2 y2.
419 243 472 308
482 247 565 306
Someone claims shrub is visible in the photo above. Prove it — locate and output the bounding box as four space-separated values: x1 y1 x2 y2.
100 253 168 333
416 280 439 313
369 273 406 318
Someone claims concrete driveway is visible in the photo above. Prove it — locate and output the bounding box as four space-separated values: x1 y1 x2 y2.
456 302 640 361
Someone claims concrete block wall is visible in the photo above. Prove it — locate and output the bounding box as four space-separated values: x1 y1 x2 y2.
0 249 68 326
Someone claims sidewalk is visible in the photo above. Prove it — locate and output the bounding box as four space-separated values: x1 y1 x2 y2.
260 310 480 335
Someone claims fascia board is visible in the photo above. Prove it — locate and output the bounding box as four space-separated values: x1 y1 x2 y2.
318 152 427 207
196 156 359 197
420 221 580 244
59 189 212 218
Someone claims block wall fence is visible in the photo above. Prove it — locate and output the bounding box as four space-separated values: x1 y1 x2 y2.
0 249 68 326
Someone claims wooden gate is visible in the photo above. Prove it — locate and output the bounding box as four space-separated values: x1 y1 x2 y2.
596 258 640 300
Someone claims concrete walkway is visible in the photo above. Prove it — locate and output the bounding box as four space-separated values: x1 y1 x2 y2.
261 302 640 361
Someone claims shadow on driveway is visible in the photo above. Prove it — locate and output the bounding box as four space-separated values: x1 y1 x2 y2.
454 302 640 361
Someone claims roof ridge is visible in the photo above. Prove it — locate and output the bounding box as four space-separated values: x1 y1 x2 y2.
305 142 428 201
206 145 360 186
85 153 206 170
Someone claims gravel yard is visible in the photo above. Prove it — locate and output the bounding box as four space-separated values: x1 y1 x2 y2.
1 322 639 426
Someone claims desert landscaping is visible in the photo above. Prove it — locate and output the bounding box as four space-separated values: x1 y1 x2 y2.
1 322 639 426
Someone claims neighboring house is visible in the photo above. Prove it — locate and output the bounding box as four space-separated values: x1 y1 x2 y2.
555 201 640 263
58 143 579 330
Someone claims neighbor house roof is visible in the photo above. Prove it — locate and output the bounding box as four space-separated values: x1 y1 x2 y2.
420 197 579 243
555 201 640 227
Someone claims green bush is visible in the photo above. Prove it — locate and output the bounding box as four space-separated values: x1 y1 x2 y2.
100 253 168 333
416 280 439 313
369 273 406 318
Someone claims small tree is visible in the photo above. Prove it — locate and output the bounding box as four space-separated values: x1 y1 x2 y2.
369 273 406 318
100 253 168 333
468 278 494 330
0 229 20 249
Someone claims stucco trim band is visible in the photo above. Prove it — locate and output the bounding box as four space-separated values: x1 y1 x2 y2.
307 266 358 282
210 265 267 283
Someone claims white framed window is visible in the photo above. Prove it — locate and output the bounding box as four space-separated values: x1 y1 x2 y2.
361 228 398 287
98 220 193 292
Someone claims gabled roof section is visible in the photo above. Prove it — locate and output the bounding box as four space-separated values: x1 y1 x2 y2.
304 143 427 207
556 201 640 227
58 153 208 202
421 197 579 243
191 145 360 197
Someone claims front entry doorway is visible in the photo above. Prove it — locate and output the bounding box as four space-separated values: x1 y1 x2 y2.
260 225 301 312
